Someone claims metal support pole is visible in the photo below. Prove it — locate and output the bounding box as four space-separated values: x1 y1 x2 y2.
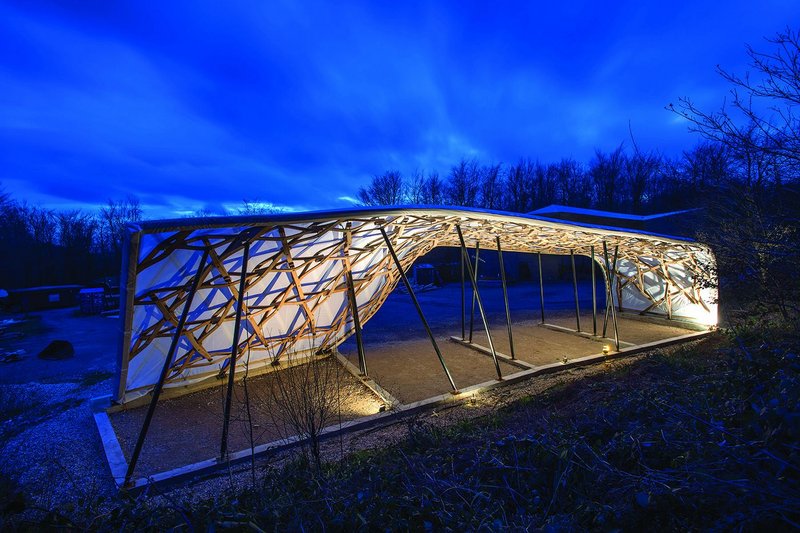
460 248 465 340
570 249 581 332
602 242 620 351
380 228 457 392
497 236 515 360
468 243 480 342
591 245 597 336
345 268 367 375
124 249 209 486
456 226 502 380
538 252 545 324
220 240 251 460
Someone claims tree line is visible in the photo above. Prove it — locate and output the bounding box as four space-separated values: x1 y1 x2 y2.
356 140 783 215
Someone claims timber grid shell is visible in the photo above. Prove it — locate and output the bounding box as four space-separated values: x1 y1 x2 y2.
114 206 717 404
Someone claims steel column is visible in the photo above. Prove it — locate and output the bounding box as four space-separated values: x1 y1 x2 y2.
220 240 251 460
124 248 209 486
538 252 545 324
456 226 502 380
591 245 597 336
496 236 516 360
345 268 367 375
380 228 457 392
570 249 581 332
468 243 480 342
602 241 621 351
460 247 465 340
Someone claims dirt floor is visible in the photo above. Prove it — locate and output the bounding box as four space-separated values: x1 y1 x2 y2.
109 358 383 477
544 312 697 345
341 339 521 403
341 311 698 403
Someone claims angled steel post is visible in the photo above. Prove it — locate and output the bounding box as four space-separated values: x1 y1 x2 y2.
345 267 367 375
460 247 466 340
591 245 597 336
456 226 502 380
124 248 209 486
220 240 251 460
496 236 516 360
570 249 581 332
602 241 620 351
610 245 620 350
380 227 457 392
538 252 545 324
468 242 480 342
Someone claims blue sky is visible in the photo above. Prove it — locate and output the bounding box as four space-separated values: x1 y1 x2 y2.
1 1 797 217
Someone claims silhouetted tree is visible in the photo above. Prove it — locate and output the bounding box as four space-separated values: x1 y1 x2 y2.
590 146 626 209
503 159 536 212
479 163 503 209
670 28 800 169
552 158 591 207
445 159 480 207
357 171 405 205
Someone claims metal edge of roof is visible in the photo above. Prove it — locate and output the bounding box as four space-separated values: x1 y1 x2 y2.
126 205 698 245
529 204 702 221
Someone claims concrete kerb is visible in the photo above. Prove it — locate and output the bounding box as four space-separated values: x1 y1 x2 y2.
91 329 715 493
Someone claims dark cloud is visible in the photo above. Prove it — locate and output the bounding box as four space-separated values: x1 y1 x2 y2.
1 0 798 217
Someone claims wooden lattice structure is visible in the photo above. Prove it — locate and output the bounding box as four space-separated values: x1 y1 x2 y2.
114 206 717 404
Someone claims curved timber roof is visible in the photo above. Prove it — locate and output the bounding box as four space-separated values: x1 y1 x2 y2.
114 206 717 403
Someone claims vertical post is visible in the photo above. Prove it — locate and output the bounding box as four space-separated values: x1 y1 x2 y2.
570 249 581 332
591 245 597 336
345 268 367 375
538 252 545 324
496 236 516 360
380 228 457 392
468 243 480 342
460 248 466 340
124 249 209 486
457 226 502 380
220 240 251 460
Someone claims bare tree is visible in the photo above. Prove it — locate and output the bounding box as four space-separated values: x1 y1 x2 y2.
422 172 445 205
238 199 283 215
479 163 503 209
357 171 405 206
590 146 626 209
553 158 592 207
503 159 536 212
264 352 351 473
669 28 800 169
97 196 142 256
445 158 481 207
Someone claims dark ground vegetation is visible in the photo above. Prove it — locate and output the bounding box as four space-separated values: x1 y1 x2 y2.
2 324 799 530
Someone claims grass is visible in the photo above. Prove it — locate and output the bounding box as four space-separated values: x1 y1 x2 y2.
4 325 800 530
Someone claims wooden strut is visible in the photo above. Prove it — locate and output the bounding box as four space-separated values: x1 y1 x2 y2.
456 225 502 380
602 241 621 351
571 249 581 332
468 242 480 342
220 240 251 461
123 248 210 487
379 227 458 392
497 236 516 360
